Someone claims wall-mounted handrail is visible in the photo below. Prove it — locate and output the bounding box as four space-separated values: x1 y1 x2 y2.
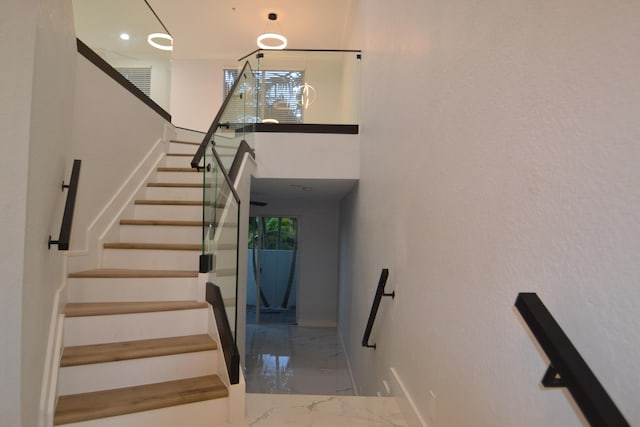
362 268 394 349
515 293 629 426
49 159 81 251
190 61 252 169
206 282 240 385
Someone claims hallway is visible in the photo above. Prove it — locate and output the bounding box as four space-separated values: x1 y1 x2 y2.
245 324 354 395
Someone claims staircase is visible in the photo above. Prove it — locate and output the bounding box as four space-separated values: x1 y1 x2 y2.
54 140 242 426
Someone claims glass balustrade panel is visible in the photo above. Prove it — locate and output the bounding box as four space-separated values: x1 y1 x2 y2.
202 144 240 339
72 0 172 111
254 50 360 125
214 61 258 163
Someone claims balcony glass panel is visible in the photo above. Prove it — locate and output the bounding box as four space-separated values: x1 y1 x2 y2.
253 50 360 125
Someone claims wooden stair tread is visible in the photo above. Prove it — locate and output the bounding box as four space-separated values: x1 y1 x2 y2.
216 244 237 251
64 301 208 317
54 374 227 425
169 139 200 146
166 153 195 157
135 199 203 206
61 334 216 367
120 219 237 227
157 167 198 172
147 182 205 188
215 268 236 277
120 219 204 227
134 199 225 208
69 269 198 278
104 242 200 251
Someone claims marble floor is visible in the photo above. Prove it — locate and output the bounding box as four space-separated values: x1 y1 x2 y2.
245 324 354 395
245 393 408 427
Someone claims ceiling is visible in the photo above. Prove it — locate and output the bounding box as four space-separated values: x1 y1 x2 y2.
147 0 357 59
250 178 358 202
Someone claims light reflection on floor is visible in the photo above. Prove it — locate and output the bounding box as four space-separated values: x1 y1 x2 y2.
244 324 354 395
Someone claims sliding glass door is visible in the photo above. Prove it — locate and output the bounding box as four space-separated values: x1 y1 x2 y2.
247 216 298 324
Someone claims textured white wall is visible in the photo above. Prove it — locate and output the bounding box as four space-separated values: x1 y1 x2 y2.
170 58 234 131
251 199 340 327
339 1 640 426
69 55 168 254
254 133 359 180
0 1 37 425
11 0 78 425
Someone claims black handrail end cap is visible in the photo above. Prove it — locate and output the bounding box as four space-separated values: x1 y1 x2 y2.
200 254 213 273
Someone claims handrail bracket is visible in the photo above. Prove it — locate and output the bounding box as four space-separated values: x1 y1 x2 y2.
541 364 565 388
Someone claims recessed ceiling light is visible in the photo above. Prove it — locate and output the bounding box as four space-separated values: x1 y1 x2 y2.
120 33 130 41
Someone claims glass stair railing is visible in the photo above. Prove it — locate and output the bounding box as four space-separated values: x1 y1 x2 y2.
192 60 258 385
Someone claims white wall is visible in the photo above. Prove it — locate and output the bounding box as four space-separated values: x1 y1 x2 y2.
1 0 78 425
0 1 38 425
251 199 340 327
171 58 236 131
253 133 359 180
68 54 169 260
339 1 640 426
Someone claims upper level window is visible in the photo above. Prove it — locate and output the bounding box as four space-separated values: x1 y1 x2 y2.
224 69 304 123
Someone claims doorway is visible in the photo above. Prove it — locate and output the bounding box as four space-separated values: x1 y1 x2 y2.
247 216 298 324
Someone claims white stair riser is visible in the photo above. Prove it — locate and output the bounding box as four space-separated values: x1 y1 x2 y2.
63 309 208 346
102 248 199 270
144 187 203 201
213 249 237 268
213 229 238 250
216 277 238 301
155 171 202 184
168 143 199 155
119 225 202 245
67 277 199 303
164 156 194 168
134 204 203 221
55 397 229 427
58 350 218 395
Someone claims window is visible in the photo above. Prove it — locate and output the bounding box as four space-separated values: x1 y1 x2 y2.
223 69 304 123
116 67 152 97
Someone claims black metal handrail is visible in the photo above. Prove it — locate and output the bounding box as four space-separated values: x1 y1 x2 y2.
76 39 171 122
190 60 253 169
238 48 362 62
362 269 395 349
515 293 629 426
227 140 255 183
206 282 240 384
49 160 81 251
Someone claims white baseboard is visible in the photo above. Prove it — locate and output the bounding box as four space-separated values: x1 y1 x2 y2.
337 329 359 396
39 280 66 427
389 367 429 427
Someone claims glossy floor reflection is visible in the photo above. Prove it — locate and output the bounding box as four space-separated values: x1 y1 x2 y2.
245 394 408 426
245 324 354 395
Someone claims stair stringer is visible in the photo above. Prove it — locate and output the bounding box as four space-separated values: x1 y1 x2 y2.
204 297 245 426
67 125 175 273
230 152 257 368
